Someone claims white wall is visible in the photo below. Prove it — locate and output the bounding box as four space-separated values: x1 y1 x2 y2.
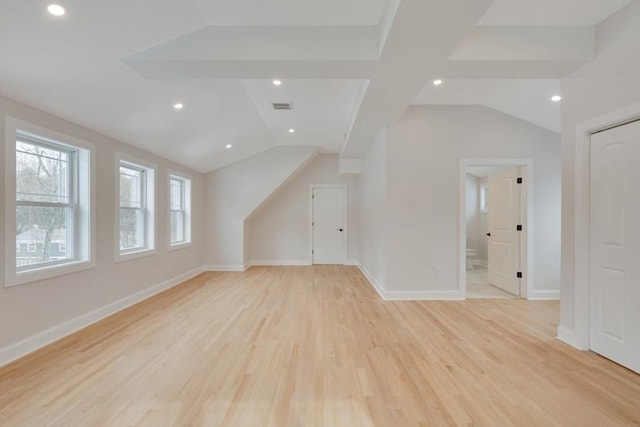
246 154 360 264
559 1 640 341
0 96 206 359
204 146 318 268
358 131 387 292
384 105 561 297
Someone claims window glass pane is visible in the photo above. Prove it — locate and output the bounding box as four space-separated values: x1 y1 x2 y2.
479 184 489 213
119 166 142 208
119 208 144 250
170 211 184 243
169 178 183 211
16 205 73 268
16 140 69 203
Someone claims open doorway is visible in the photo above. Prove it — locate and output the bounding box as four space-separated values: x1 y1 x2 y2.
459 159 533 299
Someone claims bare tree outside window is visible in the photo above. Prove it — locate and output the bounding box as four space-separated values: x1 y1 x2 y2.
169 176 185 244
15 138 74 268
119 164 145 251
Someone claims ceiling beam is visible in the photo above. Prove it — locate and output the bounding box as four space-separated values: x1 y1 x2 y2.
340 0 493 158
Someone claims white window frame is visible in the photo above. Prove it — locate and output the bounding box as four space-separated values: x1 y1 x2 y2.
168 171 192 250
115 153 156 262
4 117 95 287
16 136 76 270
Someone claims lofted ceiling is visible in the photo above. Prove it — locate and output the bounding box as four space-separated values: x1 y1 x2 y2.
0 0 632 172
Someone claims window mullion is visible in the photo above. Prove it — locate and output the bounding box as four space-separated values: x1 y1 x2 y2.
16 200 73 208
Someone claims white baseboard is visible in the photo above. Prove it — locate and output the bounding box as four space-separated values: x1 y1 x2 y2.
357 264 386 299
0 266 205 367
247 259 358 267
528 289 561 300
557 326 588 350
204 265 246 272
357 264 464 300
249 259 311 266
384 290 465 300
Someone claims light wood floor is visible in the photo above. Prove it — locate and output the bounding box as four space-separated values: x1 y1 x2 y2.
466 266 517 299
1 266 638 426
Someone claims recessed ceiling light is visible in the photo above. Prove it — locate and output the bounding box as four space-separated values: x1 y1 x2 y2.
47 4 65 16
433 79 443 86
173 103 184 110
551 95 562 102
225 144 232 149
273 80 282 86
289 128 295 133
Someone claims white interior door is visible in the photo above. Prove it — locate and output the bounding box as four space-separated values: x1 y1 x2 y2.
589 120 640 373
487 167 521 296
312 186 346 264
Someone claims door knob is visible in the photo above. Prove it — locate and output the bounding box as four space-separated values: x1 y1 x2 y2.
339 228 344 232
486 232 491 236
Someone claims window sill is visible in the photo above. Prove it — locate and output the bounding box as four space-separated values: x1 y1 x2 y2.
5 259 95 288
168 242 192 251
114 248 157 263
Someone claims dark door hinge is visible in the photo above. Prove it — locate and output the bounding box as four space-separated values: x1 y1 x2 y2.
517 272 523 278
517 177 523 184
516 224 522 231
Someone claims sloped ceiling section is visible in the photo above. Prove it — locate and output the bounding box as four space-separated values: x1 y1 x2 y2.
0 0 632 171
409 0 631 137
124 26 381 77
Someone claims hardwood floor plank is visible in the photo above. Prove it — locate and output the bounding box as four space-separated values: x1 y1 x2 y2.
0 266 638 426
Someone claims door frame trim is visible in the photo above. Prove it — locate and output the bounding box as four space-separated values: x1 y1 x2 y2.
309 184 348 264
570 102 640 351
459 159 534 299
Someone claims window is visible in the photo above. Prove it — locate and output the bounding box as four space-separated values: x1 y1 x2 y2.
16 138 74 267
168 173 191 248
116 155 155 260
479 183 489 214
5 118 94 287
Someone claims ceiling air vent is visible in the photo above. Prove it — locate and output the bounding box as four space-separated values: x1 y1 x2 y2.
272 102 293 110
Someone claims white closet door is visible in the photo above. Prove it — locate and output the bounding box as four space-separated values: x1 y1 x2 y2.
589 120 640 373
312 187 346 264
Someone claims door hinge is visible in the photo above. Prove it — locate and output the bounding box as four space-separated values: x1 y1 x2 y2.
517 271 523 278
312 250 314 254
516 224 522 231
312 221 314 226
312 194 314 199
517 177 523 184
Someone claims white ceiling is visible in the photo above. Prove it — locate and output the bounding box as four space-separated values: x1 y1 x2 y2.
413 79 561 132
0 0 632 172
478 0 632 26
